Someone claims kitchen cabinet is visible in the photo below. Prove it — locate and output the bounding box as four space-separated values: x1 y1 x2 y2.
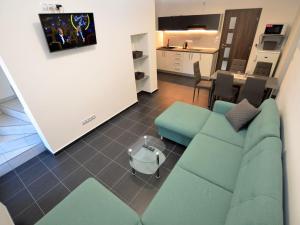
157 50 217 78
158 14 221 31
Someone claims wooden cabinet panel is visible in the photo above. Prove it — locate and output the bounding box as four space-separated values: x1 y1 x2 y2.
158 14 221 31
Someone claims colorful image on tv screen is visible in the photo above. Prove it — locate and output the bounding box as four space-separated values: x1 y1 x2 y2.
39 13 97 52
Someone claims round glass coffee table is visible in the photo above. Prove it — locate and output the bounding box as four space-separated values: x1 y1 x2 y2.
128 135 166 179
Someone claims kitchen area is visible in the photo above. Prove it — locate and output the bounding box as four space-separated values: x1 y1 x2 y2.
156 14 221 79
155 9 288 108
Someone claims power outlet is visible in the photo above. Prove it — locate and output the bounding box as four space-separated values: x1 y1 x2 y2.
82 115 96 126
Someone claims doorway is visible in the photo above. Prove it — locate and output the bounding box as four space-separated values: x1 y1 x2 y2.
216 8 262 72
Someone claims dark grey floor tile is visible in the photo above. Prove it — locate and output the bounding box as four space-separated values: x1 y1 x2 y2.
132 105 153 114
163 152 180 170
0 170 18 186
126 110 145 121
103 125 125 139
51 157 80 180
112 117 135 130
101 141 126 160
145 127 160 138
112 172 145 202
64 140 87 154
128 123 148 136
115 151 131 170
15 156 40 174
71 145 97 164
0 175 24 203
18 162 49 186
81 129 102 143
28 172 60 200
39 150 70 170
148 108 163 118
5 188 34 217
130 184 158 215
89 135 113 151
62 167 93 191
116 131 139 148
96 121 115 134
147 167 170 189
13 203 43 225
137 115 154 127
83 153 111 175
161 138 176 151
37 183 69 213
172 144 186 156
96 162 127 187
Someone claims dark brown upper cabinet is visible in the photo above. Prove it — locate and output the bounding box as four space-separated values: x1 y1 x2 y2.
158 14 221 31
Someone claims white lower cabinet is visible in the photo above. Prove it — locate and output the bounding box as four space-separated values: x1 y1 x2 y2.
157 50 216 78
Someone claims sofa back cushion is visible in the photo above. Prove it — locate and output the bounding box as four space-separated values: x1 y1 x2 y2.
225 137 283 225
243 99 280 153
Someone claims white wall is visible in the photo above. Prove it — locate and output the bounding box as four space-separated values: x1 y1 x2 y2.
155 0 300 73
276 23 300 225
0 67 14 101
0 0 157 153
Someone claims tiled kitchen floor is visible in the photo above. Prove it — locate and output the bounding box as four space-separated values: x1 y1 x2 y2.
0 73 209 225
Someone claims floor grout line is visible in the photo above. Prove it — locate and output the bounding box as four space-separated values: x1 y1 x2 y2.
13 170 46 217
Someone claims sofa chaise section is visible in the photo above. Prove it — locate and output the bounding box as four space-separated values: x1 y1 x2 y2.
154 101 211 146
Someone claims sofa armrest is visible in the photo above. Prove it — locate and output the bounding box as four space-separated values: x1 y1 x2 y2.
213 101 236 115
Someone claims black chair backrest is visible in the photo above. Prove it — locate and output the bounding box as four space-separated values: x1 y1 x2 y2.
229 59 247 73
214 73 234 98
193 61 201 86
238 77 267 107
253 61 273 77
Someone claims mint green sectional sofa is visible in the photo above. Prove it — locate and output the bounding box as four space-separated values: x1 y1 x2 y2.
36 99 283 225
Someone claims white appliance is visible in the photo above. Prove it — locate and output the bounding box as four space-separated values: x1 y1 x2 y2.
248 50 281 77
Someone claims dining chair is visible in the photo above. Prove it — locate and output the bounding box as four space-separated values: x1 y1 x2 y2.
211 72 238 107
229 59 247 73
192 61 212 103
253 61 273 77
237 77 267 107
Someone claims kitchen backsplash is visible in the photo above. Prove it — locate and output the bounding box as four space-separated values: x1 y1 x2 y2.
162 31 220 49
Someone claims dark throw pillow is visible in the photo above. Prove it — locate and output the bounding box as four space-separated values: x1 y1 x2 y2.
225 99 260 131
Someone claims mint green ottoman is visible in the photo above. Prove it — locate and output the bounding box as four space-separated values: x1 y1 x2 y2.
154 101 211 146
35 178 140 225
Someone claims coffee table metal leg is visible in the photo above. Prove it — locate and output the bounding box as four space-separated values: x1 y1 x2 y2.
132 168 136 175
156 152 160 179
128 148 136 176
160 136 163 140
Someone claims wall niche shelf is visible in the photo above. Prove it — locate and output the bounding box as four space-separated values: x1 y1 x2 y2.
130 33 150 93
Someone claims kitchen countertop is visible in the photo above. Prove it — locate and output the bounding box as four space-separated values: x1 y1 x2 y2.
157 47 219 54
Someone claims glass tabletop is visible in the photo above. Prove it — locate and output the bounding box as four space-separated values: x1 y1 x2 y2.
128 135 166 175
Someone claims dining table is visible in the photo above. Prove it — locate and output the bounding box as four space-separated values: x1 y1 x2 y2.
208 70 279 108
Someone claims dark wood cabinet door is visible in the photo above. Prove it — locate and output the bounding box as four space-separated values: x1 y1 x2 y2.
216 8 262 72
158 14 221 31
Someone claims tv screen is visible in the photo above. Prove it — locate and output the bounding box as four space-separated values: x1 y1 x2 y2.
39 13 97 52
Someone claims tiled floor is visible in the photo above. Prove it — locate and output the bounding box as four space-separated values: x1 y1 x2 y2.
0 72 209 225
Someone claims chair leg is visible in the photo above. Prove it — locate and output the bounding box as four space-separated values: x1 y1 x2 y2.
197 87 200 98
193 87 196 102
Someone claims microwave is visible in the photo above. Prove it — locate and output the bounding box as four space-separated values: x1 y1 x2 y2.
264 24 287 35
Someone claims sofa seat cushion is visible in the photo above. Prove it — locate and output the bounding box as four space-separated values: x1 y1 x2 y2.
201 112 247 147
225 137 283 225
35 178 140 225
142 166 232 225
155 101 211 139
178 133 243 192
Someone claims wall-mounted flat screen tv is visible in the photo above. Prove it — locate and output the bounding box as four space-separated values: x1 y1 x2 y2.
39 13 97 52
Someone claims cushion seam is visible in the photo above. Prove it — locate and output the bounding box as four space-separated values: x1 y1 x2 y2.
178 164 233 194
198 131 245 149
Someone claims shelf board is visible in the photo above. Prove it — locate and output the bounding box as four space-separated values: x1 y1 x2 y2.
133 55 148 63
135 75 149 81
